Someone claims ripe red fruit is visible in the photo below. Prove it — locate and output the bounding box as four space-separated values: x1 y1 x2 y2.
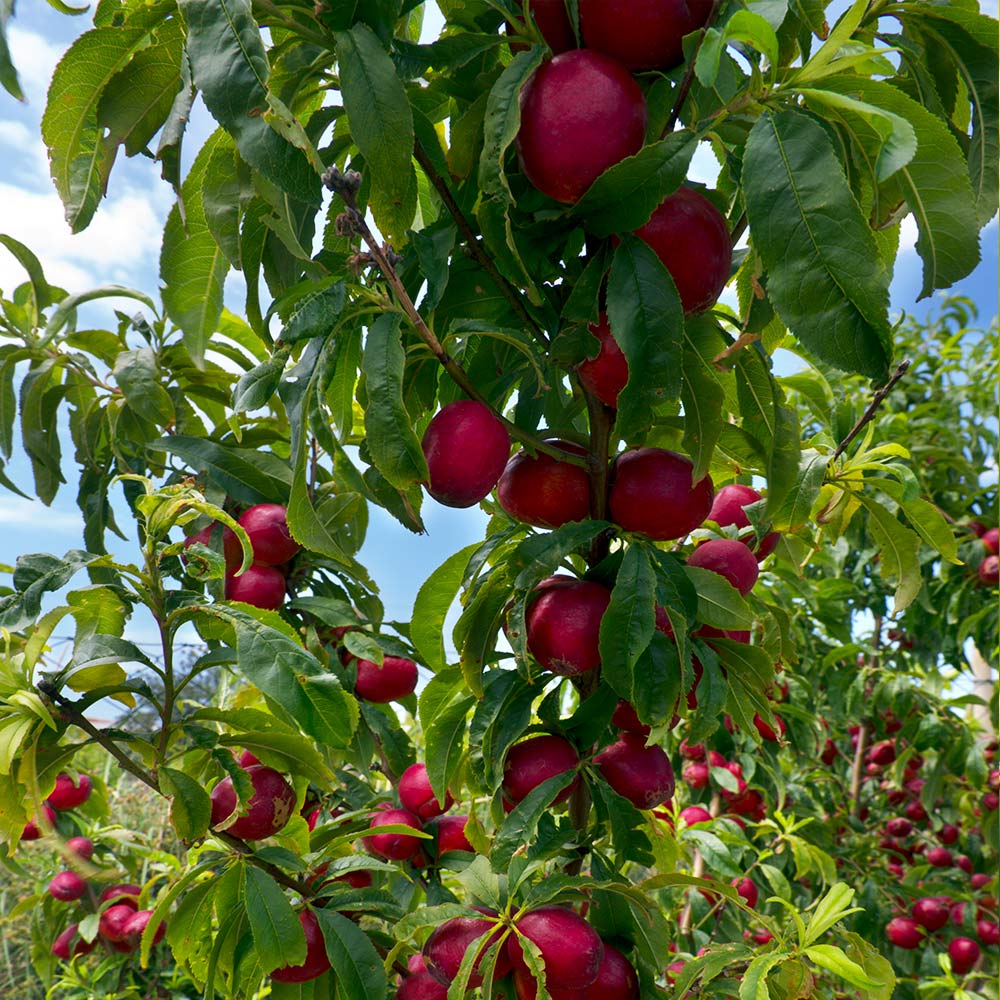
66 835 94 861
423 911 511 988
680 740 706 761
397 972 449 1000
502 734 580 807
939 824 960 845
679 805 713 826
399 763 453 820
978 920 999 946
51 922 95 959
905 799 929 823
732 877 759 909
517 50 647 204
867 741 896 767
611 699 650 736
421 401 510 508
21 804 57 840
949 936 981 974
886 916 924 949
517 942 639 999
683 762 710 789
184 521 241 568
609 448 714 541
210 765 297 840
579 0 714 70
982 527 999 554
508 906 604 990
353 655 418 703
887 817 913 838
632 188 732 314
912 897 950 931
99 903 139 943
687 539 760 596
525 576 611 676
984 791 1000 811
955 854 974 873
820 738 838 765
497 441 591 528
99 883 141 907
594 733 675 809
47 773 93 811
750 928 774 945
927 846 953 868
978 554 999 585
238 750 261 768
426 815 473 857
122 909 166 947
364 807 423 861
48 871 88 901
271 910 331 983
224 563 286 609
709 483 762 529
753 713 785 743
971 873 992 890
237 504 299 566
576 315 628 408
519 0 576 52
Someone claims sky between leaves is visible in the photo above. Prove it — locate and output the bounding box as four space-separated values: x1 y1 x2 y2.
0 1 996 655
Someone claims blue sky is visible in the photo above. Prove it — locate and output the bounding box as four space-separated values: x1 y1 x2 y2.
0 2 996 650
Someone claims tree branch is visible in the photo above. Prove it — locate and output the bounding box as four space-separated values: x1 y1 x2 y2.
323 167 582 466
413 140 549 347
834 360 910 460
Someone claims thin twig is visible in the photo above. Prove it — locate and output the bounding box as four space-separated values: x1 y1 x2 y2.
413 141 548 347
323 167 582 466
663 0 726 135
833 360 910 460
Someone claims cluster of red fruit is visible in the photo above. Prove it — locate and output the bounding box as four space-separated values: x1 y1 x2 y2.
19 770 93 841
399 903 638 1000
184 503 301 610
969 522 999 586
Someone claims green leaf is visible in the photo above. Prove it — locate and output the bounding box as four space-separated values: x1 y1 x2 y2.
898 496 960 564
0 0 23 101
818 77 980 299
411 542 480 674
314 910 387 1000
202 136 244 269
740 953 787 1000
424 695 474 808
607 235 685 442
112 348 175 426
696 12 780 87
681 339 725 483
799 87 917 183
150 435 292 505
41 25 151 232
336 23 416 240
361 313 429 490
742 109 891 379
0 235 53 312
860 498 922 612
281 279 347 345
509 521 609 590
196 605 358 748
0 550 101 631
804 882 863 944
160 131 230 368
159 766 211 841
243 865 305 973
804 946 881 989
179 0 316 202
43 284 157 343
572 132 696 237
686 566 755 630
233 349 290 413
478 46 546 201
492 770 577 870
599 544 656 703
771 448 827 531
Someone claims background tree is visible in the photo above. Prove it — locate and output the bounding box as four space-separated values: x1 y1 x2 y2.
0 0 996 998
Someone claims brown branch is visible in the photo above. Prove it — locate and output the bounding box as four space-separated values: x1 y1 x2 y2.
833 360 910 460
412 140 549 347
323 167 582 466
663 0 727 136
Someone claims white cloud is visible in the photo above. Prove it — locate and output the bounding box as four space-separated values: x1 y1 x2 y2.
7 26 66 102
0 496 82 530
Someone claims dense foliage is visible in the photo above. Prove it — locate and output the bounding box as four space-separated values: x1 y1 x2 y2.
0 0 996 998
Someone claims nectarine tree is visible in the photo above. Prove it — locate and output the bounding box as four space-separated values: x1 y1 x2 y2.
0 0 996 998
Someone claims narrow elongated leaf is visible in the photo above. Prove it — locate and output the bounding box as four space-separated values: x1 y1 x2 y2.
160 132 230 367
0 235 53 312
361 314 428 490
314 911 387 1000
572 132 696 237
819 77 980 298
607 235 685 442
0 0 23 101
686 566 755 630
424 695 474 807
599 544 656 701
412 543 480 674
243 866 304 973
112 348 175 426
179 0 316 202
860 498 921 612
159 767 211 841
743 110 891 379
202 137 244 269
336 23 416 239
41 26 150 231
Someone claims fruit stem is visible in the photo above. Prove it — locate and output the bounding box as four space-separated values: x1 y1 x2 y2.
413 140 549 347
323 168 583 467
